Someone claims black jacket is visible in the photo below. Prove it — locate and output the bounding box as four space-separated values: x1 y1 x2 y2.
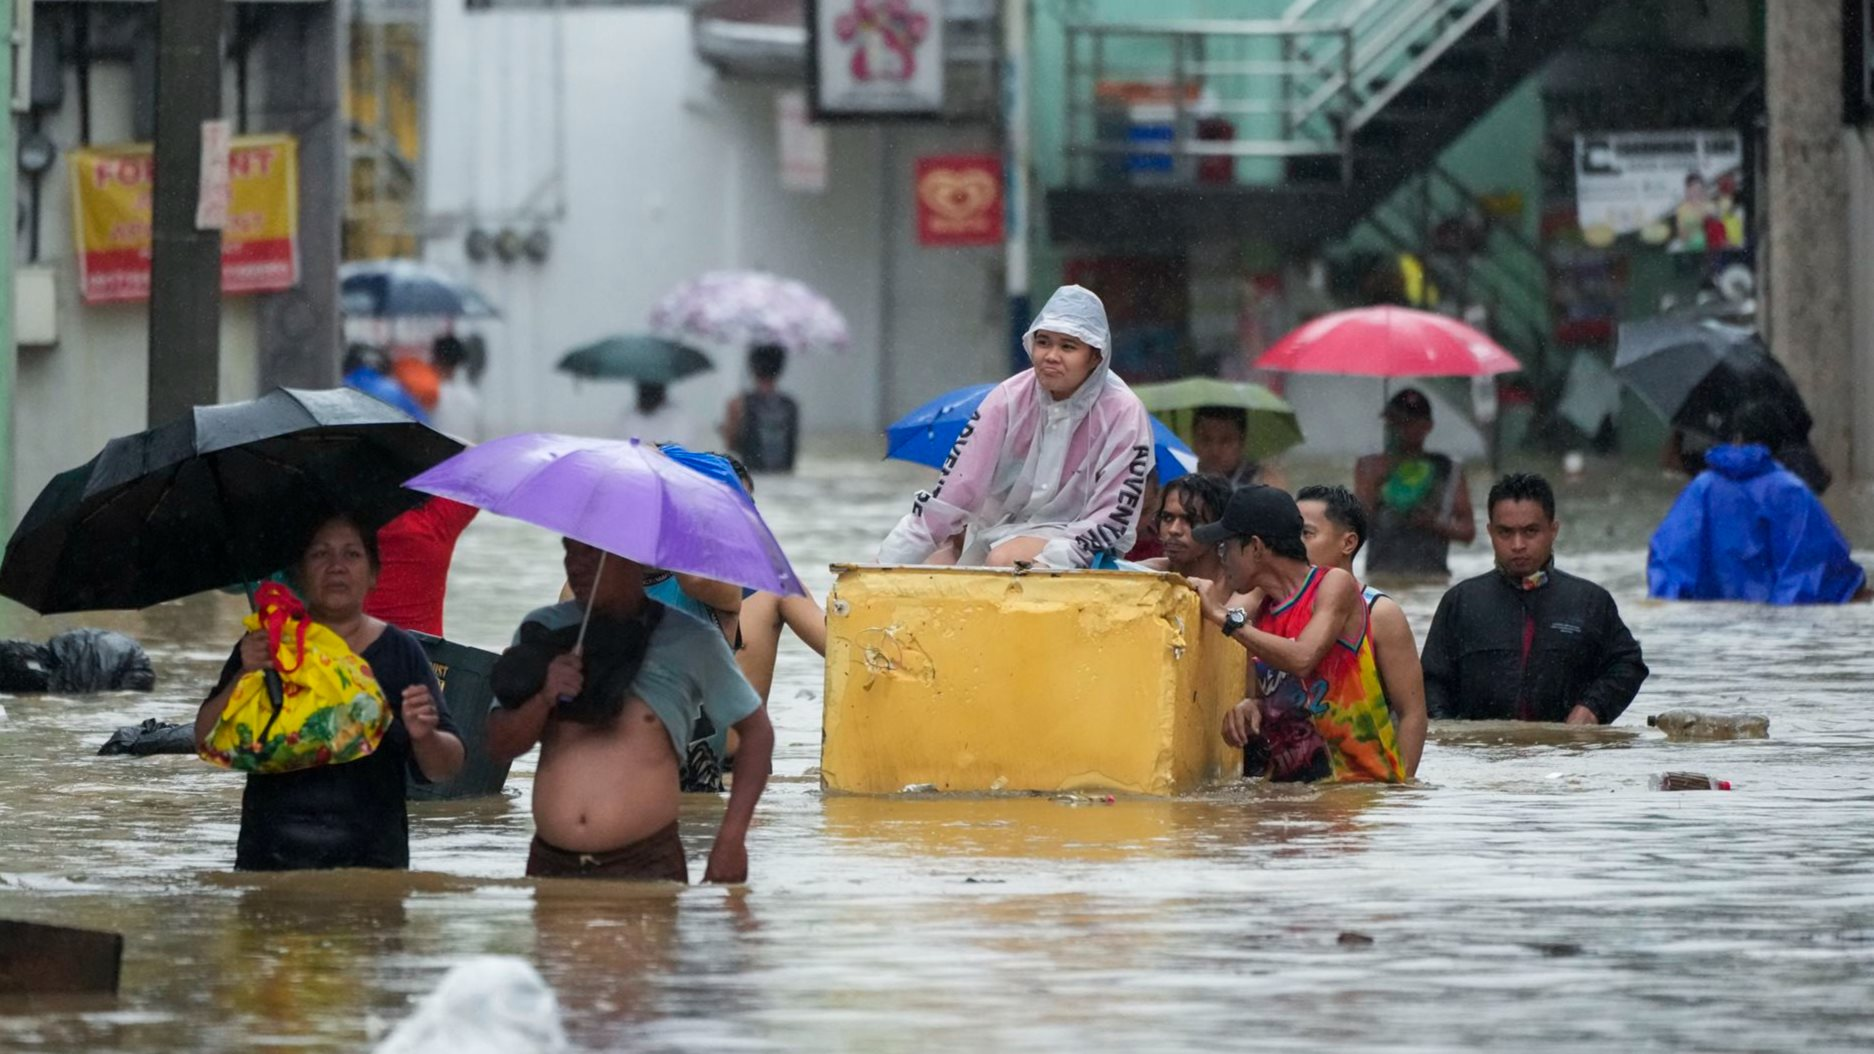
1422 565 1648 723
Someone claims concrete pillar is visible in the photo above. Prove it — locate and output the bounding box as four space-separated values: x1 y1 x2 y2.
1765 0 1853 477
255 2 344 391
0 0 14 534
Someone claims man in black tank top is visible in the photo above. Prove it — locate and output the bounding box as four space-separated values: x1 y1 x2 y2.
722 344 800 473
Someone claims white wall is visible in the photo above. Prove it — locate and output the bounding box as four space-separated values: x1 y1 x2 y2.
423 7 1003 446
13 57 261 521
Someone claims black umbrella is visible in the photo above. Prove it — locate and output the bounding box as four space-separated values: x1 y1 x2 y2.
1613 318 1812 439
0 388 464 614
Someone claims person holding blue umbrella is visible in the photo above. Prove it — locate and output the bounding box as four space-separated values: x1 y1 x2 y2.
878 286 1156 569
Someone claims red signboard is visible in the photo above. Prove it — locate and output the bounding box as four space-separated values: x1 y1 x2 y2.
915 155 1003 247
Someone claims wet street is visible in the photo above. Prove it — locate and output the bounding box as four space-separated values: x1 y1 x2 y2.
2 452 1873 1053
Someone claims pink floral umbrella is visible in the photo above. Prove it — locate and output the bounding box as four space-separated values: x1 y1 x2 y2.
647 270 850 357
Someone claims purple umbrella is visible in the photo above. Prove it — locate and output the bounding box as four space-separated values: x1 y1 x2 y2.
405 434 806 607
648 270 849 357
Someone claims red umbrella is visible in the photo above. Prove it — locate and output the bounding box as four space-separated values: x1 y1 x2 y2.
1254 306 1521 377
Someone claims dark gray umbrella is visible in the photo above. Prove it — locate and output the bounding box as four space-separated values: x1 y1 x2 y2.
0 388 464 614
1613 318 1811 439
556 335 714 384
340 259 500 319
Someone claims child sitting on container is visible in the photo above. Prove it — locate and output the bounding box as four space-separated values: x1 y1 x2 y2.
878 285 1156 569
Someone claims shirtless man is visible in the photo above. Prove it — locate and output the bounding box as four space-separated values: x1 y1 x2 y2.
487 538 774 883
1296 484 1426 778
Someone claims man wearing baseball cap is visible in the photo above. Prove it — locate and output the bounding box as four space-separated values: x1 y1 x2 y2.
1353 388 1475 580
1189 486 1406 784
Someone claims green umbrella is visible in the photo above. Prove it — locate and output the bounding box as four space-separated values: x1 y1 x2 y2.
556 335 715 384
1132 377 1305 462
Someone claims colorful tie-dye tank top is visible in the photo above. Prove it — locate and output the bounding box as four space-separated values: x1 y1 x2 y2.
1251 567 1404 783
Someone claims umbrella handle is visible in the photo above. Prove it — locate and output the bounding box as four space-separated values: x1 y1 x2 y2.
556 554 602 706
553 650 582 708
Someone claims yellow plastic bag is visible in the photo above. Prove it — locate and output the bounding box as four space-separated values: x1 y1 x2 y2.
199 583 392 774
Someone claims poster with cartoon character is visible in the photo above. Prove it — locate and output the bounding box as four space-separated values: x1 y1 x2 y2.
810 0 945 118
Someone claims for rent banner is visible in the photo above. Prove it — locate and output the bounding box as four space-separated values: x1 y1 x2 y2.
69 134 300 303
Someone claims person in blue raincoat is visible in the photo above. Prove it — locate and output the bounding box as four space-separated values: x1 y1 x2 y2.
343 344 429 422
1648 402 1868 605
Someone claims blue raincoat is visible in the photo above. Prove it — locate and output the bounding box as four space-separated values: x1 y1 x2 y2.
342 366 429 422
1647 444 1865 604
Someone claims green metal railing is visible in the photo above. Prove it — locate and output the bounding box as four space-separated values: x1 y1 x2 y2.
1349 162 1552 378
1062 0 1507 185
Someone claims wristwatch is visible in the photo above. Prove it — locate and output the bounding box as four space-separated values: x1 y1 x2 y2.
1220 607 1249 637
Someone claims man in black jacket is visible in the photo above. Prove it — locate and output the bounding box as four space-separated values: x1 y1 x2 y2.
1421 473 1648 724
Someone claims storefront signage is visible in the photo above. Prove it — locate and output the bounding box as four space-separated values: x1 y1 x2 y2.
69 134 300 303
915 155 1002 247
809 0 944 119
1574 130 1745 253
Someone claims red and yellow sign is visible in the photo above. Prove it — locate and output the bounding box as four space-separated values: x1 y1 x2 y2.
69 134 300 303
915 154 1003 247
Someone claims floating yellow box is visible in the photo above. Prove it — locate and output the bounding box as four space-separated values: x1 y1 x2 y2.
821 565 1247 796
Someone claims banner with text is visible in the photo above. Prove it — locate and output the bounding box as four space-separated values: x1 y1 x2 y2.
69 134 301 304
1574 130 1745 253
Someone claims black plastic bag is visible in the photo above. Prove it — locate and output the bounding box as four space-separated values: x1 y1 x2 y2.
45 630 155 692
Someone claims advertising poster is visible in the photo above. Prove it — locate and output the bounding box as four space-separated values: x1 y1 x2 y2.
1574 130 1745 253
69 134 300 303
915 155 1002 247
810 0 944 118
776 91 829 193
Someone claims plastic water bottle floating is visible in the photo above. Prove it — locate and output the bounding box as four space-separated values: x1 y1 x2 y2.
1654 771 1733 791
1647 710 1770 741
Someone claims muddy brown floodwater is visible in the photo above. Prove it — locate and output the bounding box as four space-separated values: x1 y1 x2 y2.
2 452 1872 1052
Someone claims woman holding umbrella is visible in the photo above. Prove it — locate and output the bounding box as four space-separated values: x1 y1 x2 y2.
878 285 1156 568
193 514 465 871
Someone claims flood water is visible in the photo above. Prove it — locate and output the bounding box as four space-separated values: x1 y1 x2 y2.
3 452 1873 1052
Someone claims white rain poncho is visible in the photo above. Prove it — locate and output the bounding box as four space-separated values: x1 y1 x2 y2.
879 286 1156 568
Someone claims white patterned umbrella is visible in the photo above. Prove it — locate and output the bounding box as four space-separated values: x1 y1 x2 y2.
647 270 850 357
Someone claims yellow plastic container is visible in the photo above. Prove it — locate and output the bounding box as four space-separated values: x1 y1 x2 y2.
822 565 1247 796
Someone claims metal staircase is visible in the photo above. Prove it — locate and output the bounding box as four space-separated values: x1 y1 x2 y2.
1049 0 1617 248
1346 162 1554 376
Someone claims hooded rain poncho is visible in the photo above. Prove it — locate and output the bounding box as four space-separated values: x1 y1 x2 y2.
879 286 1155 568
1648 443 1865 605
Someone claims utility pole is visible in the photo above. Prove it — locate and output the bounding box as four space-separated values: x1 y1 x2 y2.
1765 0 1853 477
148 0 226 425
1001 0 1030 373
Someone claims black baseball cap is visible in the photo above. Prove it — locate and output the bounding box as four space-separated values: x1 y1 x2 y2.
1384 388 1433 421
1191 484 1304 548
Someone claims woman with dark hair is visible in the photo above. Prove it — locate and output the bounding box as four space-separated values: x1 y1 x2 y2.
194 514 466 871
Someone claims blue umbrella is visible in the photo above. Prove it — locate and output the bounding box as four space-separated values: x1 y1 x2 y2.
340 259 501 320
886 383 1198 484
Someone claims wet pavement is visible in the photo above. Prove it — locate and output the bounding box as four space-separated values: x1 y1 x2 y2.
2 452 1873 1052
